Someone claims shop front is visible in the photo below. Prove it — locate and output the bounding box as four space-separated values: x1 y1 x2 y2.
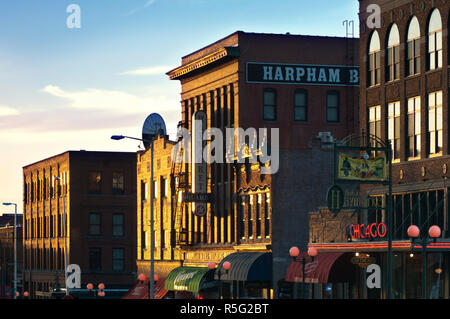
122 277 168 299
310 241 450 299
284 252 358 299
215 252 272 299
164 267 217 299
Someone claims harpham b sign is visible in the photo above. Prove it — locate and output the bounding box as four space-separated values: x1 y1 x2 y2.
246 62 359 86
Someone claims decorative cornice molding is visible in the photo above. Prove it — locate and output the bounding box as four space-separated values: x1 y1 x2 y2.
167 46 240 80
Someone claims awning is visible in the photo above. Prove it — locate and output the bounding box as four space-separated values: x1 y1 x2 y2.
215 252 272 281
164 267 216 292
122 278 167 299
285 252 355 283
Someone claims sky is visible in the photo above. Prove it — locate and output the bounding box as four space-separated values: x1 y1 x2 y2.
0 0 359 215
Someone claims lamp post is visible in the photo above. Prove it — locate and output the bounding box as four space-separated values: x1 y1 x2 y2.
138 273 159 299
53 176 69 296
112 134 155 299
3 202 17 300
210 261 230 299
289 246 318 299
407 224 441 299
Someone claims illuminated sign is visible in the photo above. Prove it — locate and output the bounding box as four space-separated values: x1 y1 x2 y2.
338 153 387 182
346 223 387 240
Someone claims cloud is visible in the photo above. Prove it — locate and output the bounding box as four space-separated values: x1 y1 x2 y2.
41 84 176 115
0 84 180 134
127 0 156 15
0 105 19 117
119 65 174 76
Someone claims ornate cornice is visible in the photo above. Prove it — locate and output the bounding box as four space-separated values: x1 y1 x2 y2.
167 46 240 80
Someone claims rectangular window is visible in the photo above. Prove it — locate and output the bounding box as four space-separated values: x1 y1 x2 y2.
112 214 124 237
256 194 262 237
112 172 124 195
89 248 102 272
141 180 147 201
294 89 307 121
112 248 125 272
263 88 276 121
161 178 166 198
369 51 381 86
429 30 443 70
387 45 400 81
407 97 421 158
326 91 340 122
388 101 401 159
89 213 101 236
248 195 253 238
369 105 382 141
407 38 421 75
239 196 245 239
428 91 443 155
88 171 102 194
265 193 271 238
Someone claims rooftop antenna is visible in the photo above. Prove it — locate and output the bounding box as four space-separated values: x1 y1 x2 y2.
343 20 355 38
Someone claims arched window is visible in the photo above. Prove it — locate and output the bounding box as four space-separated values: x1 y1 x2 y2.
368 31 381 86
387 24 400 81
407 16 421 75
428 9 442 70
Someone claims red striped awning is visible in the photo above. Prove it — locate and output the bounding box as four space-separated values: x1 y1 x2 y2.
122 278 167 299
285 252 354 284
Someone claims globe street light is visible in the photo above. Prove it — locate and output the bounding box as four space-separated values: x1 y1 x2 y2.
408 224 441 299
289 246 318 299
2 202 17 300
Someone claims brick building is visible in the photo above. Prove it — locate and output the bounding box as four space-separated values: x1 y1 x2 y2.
162 31 359 298
0 225 22 298
22 151 137 298
135 134 179 297
296 0 450 299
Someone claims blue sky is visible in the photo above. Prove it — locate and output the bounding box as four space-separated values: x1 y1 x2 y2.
0 0 359 214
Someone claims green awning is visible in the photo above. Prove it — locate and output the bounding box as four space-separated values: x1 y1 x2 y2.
164 267 215 292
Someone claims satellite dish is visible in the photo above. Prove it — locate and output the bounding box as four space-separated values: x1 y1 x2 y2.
142 113 167 150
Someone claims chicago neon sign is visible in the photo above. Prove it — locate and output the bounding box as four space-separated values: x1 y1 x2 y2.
347 223 387 240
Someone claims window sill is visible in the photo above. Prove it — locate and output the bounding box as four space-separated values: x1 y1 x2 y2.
386 79 400 84
407 156 421 162
429 152 443 158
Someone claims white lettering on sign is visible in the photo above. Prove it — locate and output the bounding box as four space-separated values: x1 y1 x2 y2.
263 66 272 80
329 69 340 83
247 63 359 86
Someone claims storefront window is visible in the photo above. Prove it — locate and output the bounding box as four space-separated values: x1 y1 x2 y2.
427 253 445 299
406 253 422 298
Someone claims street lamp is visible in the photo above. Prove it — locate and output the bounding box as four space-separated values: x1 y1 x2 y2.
211 261 231 299
289 246 318 299
408 224 441 299
53 176 69 296
138 273 159 299
112 134 156 299
2 202 17 300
